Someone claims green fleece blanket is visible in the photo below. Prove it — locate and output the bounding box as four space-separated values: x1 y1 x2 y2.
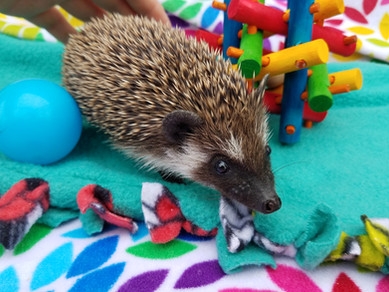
1 33 389 273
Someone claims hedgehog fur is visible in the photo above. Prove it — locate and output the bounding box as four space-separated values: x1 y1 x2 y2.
62 14 281 213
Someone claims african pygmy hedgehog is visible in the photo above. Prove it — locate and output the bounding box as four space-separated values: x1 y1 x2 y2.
62 14 281 214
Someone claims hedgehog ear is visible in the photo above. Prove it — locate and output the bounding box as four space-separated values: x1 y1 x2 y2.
255 74 269 101
162 110 203 144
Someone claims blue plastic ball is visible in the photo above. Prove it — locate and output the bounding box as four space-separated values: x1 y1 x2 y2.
0 79 82 165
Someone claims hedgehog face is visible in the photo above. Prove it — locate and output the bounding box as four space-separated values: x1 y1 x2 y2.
203 151 281 214
162 109 281 214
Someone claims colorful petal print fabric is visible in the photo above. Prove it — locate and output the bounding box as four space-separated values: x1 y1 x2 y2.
331 0 389 61
1 219 388 292
0 0 388 62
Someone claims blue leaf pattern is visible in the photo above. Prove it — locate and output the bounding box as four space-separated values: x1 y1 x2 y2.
30 242 73 291
62 225 118 238
130 222 149 242
0 266 19 292
69 263 125 292
62 228 92 238
178 230 214 242
201 6 220 28
67 236 119 278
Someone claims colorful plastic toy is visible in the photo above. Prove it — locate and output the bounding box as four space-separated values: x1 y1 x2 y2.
206 0 362 143
0 79 82 164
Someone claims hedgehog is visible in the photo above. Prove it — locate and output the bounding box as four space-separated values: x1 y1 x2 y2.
62 14 281 214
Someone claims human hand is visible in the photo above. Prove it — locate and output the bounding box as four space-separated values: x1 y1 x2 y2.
0 0 170 43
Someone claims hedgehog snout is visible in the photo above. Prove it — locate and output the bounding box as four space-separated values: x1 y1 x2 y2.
262 197 281 214
252 183 281 214
227 180 281 214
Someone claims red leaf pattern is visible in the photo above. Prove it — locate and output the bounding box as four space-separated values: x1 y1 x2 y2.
363 0 378 15
376 275 389 292
325 19 344 26
332 273 362 292
266 265 322 292
344 7 369 24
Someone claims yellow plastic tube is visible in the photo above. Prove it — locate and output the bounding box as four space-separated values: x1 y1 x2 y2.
255 39 329 80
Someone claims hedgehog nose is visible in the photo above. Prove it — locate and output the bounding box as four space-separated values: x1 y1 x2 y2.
262 197 281 214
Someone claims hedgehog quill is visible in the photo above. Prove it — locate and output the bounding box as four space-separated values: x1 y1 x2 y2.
62 14 281 214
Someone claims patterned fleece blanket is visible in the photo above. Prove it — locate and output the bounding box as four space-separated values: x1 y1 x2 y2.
1 0 389 291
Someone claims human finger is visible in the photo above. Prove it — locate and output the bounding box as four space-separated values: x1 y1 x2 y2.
60 0 105 21
125 0 170 24
0 0 59 19
93 0 135 15
29 7 77 43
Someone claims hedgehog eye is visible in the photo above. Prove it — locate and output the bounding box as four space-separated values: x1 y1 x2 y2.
215 160 230 174
265 145 272 156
